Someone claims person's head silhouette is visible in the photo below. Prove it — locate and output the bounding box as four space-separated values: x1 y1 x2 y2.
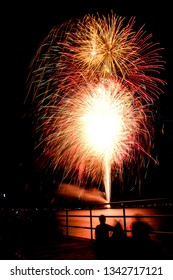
99 215 106 224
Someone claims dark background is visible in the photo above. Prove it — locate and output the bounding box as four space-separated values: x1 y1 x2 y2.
2 0 173 206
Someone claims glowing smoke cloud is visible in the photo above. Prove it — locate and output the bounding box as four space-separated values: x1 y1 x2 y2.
27 13 165 202
56 184 107 204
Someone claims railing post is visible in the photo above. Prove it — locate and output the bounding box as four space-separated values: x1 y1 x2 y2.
89 206 93 240
122 201 127 236
66 208 68 236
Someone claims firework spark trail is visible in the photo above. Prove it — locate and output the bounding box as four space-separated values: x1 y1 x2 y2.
32 79 155 201
57 13 165 100
27 13 165 202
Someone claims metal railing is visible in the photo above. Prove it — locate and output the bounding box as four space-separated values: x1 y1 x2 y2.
56 197 173 241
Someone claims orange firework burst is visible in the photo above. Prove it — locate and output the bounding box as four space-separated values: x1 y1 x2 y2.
27 12 165 104
27 12 165 201
62 14 141 78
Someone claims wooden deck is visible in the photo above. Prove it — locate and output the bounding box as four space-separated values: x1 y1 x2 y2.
26 237 96 260
25 235 173 260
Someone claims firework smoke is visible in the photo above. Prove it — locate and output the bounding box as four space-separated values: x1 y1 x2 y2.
27 13 165 202
56 184 107 204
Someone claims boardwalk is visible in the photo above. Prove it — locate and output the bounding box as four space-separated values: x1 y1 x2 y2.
24 235 173 260
25 237 96 260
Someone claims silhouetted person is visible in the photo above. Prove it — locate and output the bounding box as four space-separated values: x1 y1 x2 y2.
130 215 163 259
132 215 152 241
94 215 113 259
111 221 125 242
109 221 127 259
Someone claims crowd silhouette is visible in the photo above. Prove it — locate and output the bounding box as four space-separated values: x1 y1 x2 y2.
94 214 164 260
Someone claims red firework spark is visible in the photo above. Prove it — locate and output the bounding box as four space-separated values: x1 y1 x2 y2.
26 12 165 195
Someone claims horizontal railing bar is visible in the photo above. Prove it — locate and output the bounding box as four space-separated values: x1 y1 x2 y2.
58 224 92 230
58 224 173 234
91 197 171 205
58 224 173 236
57 214 173 218
58 215 92 218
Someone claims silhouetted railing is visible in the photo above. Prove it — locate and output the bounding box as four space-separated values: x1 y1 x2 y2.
56 197 173 241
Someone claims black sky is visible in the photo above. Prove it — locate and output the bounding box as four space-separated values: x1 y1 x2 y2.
2 0 173 202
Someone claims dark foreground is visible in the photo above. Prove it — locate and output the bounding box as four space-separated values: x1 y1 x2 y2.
0 208 173 260
24 236 173 260
1 233 173 260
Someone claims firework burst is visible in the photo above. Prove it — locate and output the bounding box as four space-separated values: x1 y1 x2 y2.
27 12 165 202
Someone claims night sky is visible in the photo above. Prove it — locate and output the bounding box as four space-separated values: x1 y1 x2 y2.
2 1 173 205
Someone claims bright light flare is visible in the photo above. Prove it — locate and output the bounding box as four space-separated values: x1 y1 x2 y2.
78 81 142 165
81 85 123 159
